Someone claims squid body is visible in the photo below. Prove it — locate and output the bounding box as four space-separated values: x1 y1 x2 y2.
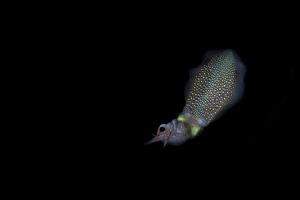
146 49 246 146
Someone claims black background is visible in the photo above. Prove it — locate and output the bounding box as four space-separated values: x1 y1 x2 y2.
6 4 300 196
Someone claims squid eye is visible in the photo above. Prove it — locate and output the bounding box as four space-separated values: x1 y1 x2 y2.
159 127 165 132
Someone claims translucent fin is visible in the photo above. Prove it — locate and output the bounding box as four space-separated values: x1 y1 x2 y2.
184 67 199 99
227 51 246 107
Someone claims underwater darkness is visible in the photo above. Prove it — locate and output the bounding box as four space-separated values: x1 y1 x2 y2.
139 42 298 167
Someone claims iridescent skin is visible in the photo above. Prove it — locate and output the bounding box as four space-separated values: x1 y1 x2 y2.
146 49 246 146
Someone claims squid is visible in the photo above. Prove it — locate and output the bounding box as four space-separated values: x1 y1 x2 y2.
146 49 246 146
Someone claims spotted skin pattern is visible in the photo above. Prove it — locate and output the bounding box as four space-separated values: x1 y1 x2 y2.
184 50 245 126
